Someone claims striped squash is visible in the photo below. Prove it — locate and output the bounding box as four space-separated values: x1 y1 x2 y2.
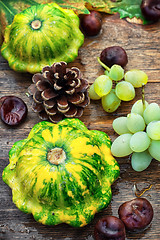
2 118 120 227
1 3 84 73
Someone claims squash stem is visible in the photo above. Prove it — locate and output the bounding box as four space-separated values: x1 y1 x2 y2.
31 20 42 30
47 148 66 165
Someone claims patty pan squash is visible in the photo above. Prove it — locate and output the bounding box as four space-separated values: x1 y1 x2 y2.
2 118 120 227
1 3 84 74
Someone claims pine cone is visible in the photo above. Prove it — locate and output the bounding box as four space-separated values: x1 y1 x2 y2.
28 62 90 123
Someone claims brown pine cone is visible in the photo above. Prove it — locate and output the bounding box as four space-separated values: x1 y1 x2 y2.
28 62 90 123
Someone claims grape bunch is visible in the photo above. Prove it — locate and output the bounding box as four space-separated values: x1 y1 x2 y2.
89 58 148 113
111 98 160 172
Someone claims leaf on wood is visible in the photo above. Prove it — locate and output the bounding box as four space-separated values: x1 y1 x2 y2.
110 0 149 24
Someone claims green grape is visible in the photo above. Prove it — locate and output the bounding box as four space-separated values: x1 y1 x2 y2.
127 113 146 133
101 89 121 113
130 131 151 152
148 140 160 161
131 99 148 116
131 150 152 172
94 75 112 97
115 81 135 101
112 117 131 135
124 69 148 88
111 133 133 157
143 103 160 124
108 64 124 81
89 83 101 100
146 121 160 140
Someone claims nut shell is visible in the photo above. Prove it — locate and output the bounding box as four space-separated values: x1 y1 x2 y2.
118 198 154 232
0 96 28 126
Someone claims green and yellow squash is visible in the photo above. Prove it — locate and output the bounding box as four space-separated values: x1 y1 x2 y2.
1 3 84 73
2 118 120 227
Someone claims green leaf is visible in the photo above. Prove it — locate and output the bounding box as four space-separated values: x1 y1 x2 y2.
0 0 40 44
0 0 39 24
110 0 149 24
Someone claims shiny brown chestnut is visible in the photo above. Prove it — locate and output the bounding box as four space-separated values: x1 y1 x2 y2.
141 0 160 22
80 11 102 36
118 198 154 232
94 216 126 240
0 96 28 126
100 46 128 68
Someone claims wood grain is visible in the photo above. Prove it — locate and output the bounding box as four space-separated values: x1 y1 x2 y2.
0 13 160 240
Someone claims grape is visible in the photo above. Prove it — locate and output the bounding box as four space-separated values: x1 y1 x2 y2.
111 133 133 157
148 140 160 161
124 69 148 88
113 117 131 135
115 81 135 101
108 64 124 81
127 113 146 133
131 151 152 172
89 83 101 100
130 131 151 152
94 75 112 97
146 121 160 140
131 99 148 116
143 103 160 124
101 89 121 113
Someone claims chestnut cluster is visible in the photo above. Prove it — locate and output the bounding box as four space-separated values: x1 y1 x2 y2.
94 198 154 240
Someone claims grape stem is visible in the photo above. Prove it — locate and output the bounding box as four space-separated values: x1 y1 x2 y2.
142 84 145 106
97 57 111 72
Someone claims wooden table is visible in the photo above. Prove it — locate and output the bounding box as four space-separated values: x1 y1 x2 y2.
0 13 160 240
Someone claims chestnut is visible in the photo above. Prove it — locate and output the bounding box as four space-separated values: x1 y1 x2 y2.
0 96 28 126
0 96 7 108
80 11 102 36
118 198 154 232
94 216 126 240
100 46 128 68
141 0 160 22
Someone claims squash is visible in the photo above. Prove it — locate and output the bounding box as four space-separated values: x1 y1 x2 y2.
2 118 120 227
1 3 84 73
0 0 91 47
